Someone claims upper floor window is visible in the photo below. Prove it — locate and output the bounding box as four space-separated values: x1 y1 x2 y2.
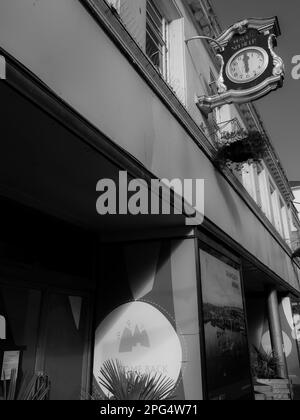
239 161 292 242
255 163 272 220
279 198 291 242
114 0 186 103
269 180 285 236
146 0 169 80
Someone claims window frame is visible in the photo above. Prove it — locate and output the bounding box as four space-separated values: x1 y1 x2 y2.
269 179 285 237
146 0 170 80
241 162 291 243
279 198 291 243
255 162 272 220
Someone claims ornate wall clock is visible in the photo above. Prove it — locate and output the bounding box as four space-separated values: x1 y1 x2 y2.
197 17 285 114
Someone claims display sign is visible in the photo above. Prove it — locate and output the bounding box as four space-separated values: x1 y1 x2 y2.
93 301 183 397
0 55 5 80
199 250 252 400
197 17 284 112
0 316 5 340
1 350 20 381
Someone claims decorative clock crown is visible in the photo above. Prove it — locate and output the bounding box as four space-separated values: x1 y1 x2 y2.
213 17 281 51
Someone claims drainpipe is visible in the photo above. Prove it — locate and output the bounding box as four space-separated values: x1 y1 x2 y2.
267 288 288 379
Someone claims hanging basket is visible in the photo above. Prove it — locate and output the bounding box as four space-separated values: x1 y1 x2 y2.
215 131 268 171
292 248 300 259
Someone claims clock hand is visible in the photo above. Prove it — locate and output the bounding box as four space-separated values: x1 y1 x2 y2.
243 53 250 74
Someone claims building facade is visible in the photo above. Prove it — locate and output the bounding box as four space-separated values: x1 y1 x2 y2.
0 0 300 400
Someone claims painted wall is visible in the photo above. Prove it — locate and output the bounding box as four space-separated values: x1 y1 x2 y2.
94 238 203 400
0 0 298 291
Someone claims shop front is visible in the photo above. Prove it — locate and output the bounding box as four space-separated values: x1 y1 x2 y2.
0 55 205 400
0 198 96 400
91 229 256 401
0 72 254 399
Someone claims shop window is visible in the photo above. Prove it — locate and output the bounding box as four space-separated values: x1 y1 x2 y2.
0 286 42 399
0 284 91 400
199 246 253 400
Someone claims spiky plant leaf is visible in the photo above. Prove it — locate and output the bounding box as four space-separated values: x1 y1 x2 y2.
1 372 51 400
251 346 279 379
98 360 176 401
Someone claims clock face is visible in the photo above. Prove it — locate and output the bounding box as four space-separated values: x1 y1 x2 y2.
226 47 269 84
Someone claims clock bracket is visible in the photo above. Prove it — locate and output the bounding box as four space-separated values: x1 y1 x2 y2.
196 17 284 114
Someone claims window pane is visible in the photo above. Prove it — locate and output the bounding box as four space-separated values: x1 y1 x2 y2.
258 170 269 217
146 0 168 77
147 0 163 33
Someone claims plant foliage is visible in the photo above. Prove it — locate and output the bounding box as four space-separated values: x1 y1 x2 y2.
292 248 300 259
215 130 268 171
0 370 51 400
250 347 279 380
97 360 176 401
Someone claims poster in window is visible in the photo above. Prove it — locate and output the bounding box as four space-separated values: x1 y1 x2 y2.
200 250 252 400
1 350 20 381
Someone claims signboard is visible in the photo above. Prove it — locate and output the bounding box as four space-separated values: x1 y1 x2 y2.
1 350 20 381
197 17 284 113
199 250 252 400
0 315 5 340
0 55 5 80
93 301 183 397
